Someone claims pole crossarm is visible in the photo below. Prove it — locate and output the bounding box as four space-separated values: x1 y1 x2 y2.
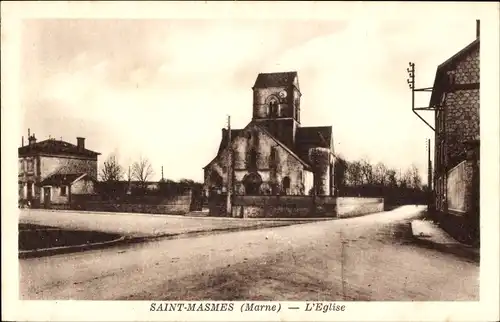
407 61 436 132
414 87 433 92
414 107 438 111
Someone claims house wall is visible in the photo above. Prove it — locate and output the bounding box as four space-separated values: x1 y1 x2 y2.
434 44 479 214
18 156 39 200
39 155 98 180
205 124 308 196
40 186 69 205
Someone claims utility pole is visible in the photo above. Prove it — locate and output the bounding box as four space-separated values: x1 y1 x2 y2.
427 138 432 208
226 115 232 216
161 165 164 181
406 62 436 132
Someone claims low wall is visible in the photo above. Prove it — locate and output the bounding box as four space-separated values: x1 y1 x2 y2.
336 197 384 218
71 192 193 215
231 195 336 218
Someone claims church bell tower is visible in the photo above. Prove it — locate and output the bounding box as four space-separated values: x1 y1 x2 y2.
251 71 301 148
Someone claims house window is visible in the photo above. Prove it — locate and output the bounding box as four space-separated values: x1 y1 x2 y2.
19 160 23 174
60 186 67 196
27 159 34 173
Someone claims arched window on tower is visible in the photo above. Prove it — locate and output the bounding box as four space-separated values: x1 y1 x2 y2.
282 176 291 195
269 98 279 118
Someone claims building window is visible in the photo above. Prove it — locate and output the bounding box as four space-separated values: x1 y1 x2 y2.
282 176 291 195
27 159 34 173
269 98 279 117
248 149 258 169
27 182 33 199
19 160 23 174
60 186 67 196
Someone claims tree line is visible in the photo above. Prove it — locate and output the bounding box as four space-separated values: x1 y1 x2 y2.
98 153 203 197
334 155 428 206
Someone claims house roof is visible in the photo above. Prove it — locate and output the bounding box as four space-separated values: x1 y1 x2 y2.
18 139 101 158
40 173 90 186
204 122 333 170
429 38 480 107
252 71 298 89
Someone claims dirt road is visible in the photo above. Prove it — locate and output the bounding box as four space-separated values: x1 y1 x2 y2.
19 206 479 300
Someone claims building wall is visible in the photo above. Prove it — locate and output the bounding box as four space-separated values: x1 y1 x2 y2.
434 44 479 213
18 156 38 200
446 160 473 214
40 186 69 205
39 155 98 180
72 178 95 195
205 124 308 196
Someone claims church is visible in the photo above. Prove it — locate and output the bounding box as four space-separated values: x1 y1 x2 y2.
203 71 335 198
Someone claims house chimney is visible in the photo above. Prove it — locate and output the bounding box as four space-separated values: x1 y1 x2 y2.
476 20 480 39
77 137 85 150
28 133 37 146
22 136 24 147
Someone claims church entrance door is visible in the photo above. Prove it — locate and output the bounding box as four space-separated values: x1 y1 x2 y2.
243 172 262 195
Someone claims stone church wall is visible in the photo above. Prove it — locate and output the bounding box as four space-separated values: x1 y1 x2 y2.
205 124 307 196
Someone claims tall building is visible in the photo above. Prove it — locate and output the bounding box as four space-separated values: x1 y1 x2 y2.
203 71 335 198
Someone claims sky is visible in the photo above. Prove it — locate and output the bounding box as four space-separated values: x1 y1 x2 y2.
19 19 478 183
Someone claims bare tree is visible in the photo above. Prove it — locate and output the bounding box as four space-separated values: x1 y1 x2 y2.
397 168 413 188
346 160 363 186
373 162 389 186
131 157 154 188
334 156 348 191
359 159 374 185
408 164 422 189
100 154 124 182
386 168 398 187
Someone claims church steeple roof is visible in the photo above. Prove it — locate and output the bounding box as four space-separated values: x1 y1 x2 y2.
252 71 298 89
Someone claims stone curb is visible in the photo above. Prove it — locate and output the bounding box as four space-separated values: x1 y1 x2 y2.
18 220 326 259
410 221 479 262
22 208 336 221
18 236 127 259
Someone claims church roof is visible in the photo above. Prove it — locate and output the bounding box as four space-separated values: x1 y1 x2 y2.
295 126 333 163
252 71 298 89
